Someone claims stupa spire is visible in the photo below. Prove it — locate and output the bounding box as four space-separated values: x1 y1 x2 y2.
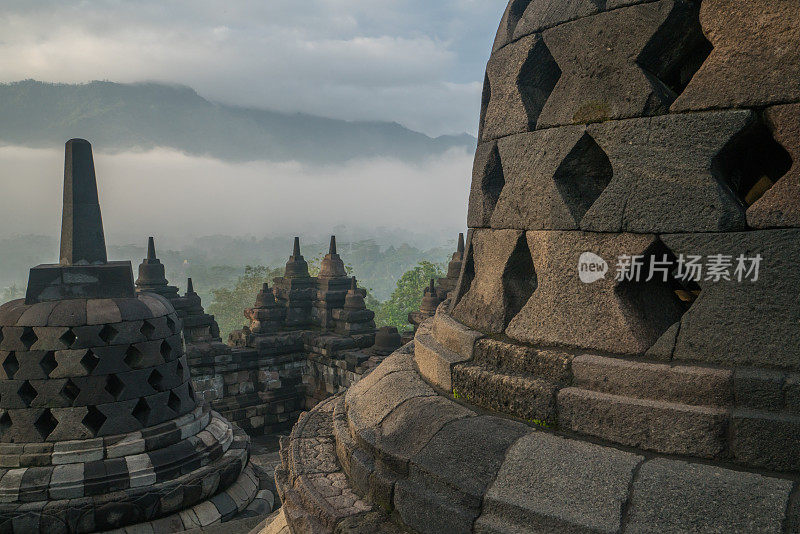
59 139 107 265
329 235 337 255
147 236 157 261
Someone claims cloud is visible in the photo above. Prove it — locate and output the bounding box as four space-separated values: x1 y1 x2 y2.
0 144 472 242
0 0 506 136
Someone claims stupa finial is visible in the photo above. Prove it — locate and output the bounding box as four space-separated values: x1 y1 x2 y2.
59 139 107 265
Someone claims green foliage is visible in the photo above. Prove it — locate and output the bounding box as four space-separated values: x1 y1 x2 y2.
207 265 283 340
374 261 444 331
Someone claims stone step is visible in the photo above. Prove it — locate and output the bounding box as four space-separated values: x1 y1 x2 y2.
731 409 800 472
472 338 573 383
571 354 733 406
557 387 729 459
431 312 483 359
452 363 558 423
414 333 471 392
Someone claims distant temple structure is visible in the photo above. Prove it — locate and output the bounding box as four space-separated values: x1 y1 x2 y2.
0 140 265 532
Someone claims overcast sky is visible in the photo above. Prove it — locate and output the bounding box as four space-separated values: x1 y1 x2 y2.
0 0 506 136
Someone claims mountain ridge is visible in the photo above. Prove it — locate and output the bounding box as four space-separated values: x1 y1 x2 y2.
0 80 476 164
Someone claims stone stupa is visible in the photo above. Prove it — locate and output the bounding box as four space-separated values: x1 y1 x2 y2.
265 1 800 532
0 139 260 533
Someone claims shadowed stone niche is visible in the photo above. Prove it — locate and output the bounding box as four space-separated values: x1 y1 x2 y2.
259 1 800 532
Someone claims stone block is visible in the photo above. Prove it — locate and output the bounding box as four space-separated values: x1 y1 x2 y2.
481 34 560 141
626 458 793 533
730 410 800 472
582 110 752 233
672 0 800 112
733 368 785 411
786 375 800 415
538 0 706 128
747 104 800 229
513 0 601 40
662 230 800 370
86 299 122 325
476 431 642 533
395 416 529 534
47 299 87 327
490 126 615 230
467 144 504 228
377 395 473 475
572 354 733 406
558 388 728 458
414 333 470 393
472 338 572 383
452 364 557 422
452 229 533 334
16 302 58 327
506 231 685 355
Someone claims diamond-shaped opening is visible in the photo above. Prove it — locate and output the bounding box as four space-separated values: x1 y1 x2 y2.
40 351 57 377
478 72 491 140
132 398 151 426
160 340 173 361
105 374 125 400
140 320 155 340
714 119 793 207
20 327 38 350
0 328 4 345
166 316 177 334
553 132 613 224
176 359 185 380
82 406 106 436
124 346 144 369
473 142 505 225
0 412 11 438
518 39 561 129
2 352 19 379
18 381 38 407
147 369 164 392
187 385 196 403
59 329 77 349
80 350 99 374
34 409 58 440
60 379 80 405
501 234 538 329
452 238 476 309
98 324 118 344
636 2 713 103
614 241 697 347
167 391 181 413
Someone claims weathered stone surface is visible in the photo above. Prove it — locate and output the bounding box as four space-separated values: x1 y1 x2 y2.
513 0 601 40
476 431 642 534
472 338 572 383
572 354 733 406
452 229 533 334
582 111 752 233
506 231 685 355
481 34 560 141
730 410 800 472
662 229 800 369
672 0 800 112
558 388 728 458
537 0 707 128
414 333 470 393
394 416 529 534
430 311 482 360
626 458 793 533
747 104 800 229
468 144 504 227
452 364 557 422
377 395 473 474
489 126 614 230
